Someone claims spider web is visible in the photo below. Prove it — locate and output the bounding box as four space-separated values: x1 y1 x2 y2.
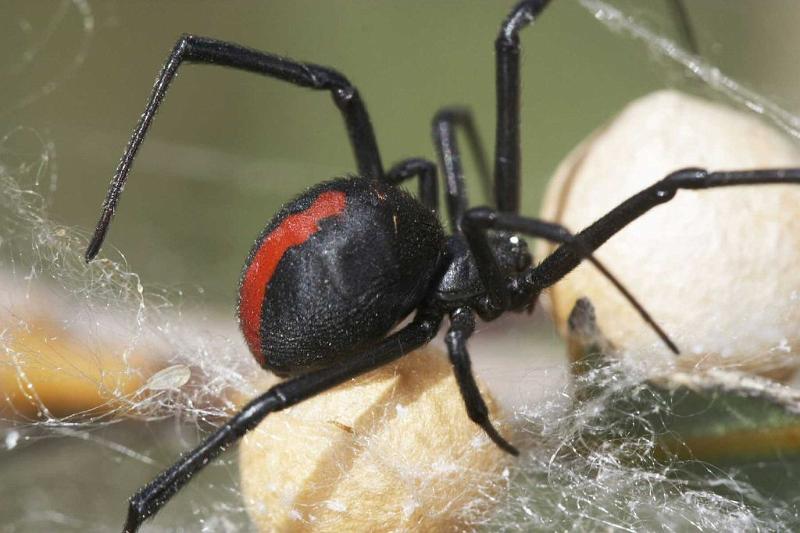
1 1 798 531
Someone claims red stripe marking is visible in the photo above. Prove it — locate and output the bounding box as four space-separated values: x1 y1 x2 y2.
239 190 347 366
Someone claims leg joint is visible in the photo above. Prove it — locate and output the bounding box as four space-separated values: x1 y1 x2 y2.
387 158 435 181
462 206 497 232
449 307 475 333
175 33 193 49
497 0 550 46
664 167 709 189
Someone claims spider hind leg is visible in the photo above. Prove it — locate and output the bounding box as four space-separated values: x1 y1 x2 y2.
122 310 442 533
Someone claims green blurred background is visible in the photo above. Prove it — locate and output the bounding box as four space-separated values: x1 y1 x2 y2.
4 0 797 309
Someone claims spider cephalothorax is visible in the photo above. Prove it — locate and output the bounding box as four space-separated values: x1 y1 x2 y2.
83 1 800 531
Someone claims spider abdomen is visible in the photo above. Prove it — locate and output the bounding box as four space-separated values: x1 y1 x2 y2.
238 178 445 376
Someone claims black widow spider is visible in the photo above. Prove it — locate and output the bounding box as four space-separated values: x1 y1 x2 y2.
83 1 800 531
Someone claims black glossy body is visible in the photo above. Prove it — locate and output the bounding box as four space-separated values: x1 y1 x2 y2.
246 178 445 376
244 177 536 377
80 1 800 531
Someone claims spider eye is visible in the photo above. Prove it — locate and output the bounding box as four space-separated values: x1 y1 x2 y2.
502 233 532 272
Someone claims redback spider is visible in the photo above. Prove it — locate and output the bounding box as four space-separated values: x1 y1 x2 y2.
84 1 800 531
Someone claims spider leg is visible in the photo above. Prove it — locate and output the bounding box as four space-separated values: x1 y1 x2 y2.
533 167 800 290
432 108 492 226
492 0 695 215
494 0 551 214
668 0 699 55
122 309 442 533
446 307 518 455
386 158 439 213
462 207 679 353
86 34 383 261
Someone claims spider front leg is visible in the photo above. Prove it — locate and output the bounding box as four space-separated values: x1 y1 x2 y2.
493 0 550 213
446 307 518 455
533 167 800 290
461 207 679 352
86 34 384 261
491 0 697 213
122 310 442 533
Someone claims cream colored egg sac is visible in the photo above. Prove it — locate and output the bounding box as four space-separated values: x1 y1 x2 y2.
239 348 511 532
539 90 800 381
